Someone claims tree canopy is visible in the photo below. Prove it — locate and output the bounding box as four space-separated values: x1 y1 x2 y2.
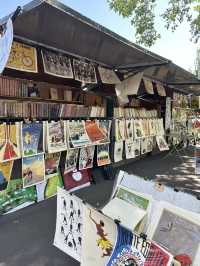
107 0 200 47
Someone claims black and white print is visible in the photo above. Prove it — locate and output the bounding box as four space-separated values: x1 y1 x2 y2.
73 59 97 83
54 187 83 262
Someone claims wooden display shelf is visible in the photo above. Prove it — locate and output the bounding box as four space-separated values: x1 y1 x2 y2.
0 95 83 105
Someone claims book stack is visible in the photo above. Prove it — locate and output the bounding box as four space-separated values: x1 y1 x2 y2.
0 75 28 97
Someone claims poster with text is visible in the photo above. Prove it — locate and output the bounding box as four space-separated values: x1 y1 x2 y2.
79 146 95 170
47 121 67 153
98 120 111 144
73 59 97 83
64 148 79 173
45 152 61 179
85 120 106 144
115 119 125 141
125 119 134 140
97 144 111 166
22 154 45 188
133 120 145 139
114 141 123 162
125 141 135 159
0 160 13 192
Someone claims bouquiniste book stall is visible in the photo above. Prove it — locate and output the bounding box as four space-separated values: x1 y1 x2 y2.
1 1 200 265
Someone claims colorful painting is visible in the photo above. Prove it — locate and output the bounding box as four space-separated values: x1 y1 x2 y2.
41 50 73 78
97 144 111 166
47 121 67 153
63 169 91 192
6 41 38 72
0 123 21 162
114 141 123 163
54 187 83 261
156 136 169 151
67 120 91 148
45 152 61 179
98 120 111 144
85 120 106 143
64 149 79 173
79 146 95 170
22 154 45 188
0 161 13 192
22 122 44 157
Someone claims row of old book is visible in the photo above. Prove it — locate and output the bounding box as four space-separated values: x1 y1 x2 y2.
114 107 158 118
0 100 106 118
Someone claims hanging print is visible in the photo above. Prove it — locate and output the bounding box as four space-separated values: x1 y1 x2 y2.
98 66 120 84
156 136 169 151
63 168 91 192
67 120 91 148
141 138 148 154
79 146 95 170
0 123 21 162
6 41 38 72
85 120 106 144
98 120 112 144
41 50 73 78
115 119 125 141
133 120 145 139
125 141 135 159
114 141 123 162
133 139 141 157
64 148 79 173
45 152 61 179
125 119 134 140
97 144 111 166
73 59 97 83
0 160 13 192
22 122 44 157
22 154 45 188
47 121 67 153
54 187 83 261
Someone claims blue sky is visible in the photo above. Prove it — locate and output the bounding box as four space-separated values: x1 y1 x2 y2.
1 0 199 71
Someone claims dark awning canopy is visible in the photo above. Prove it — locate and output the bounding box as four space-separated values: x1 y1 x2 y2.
1 0 200 94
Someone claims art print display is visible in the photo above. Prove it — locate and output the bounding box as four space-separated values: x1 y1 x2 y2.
22 122 44 157
67 120 91 148
146 137 154 153
47 121 66 153
98 120 111 144
41 50 73 78
114 141 123 162
0 161 13 192
133 120 144 139
6 41 38 72
98 66 120 84
79 146 95 170
36 172 63 202
81 206 117 266
125 119 134 140
85 120 106 143
54 187 83 261
125 141 135 159
133 139 141 157
45 152 61 179
64 148 79 173
22 154 45 188
97 144 111 166
0 123 21 162
115 119 125 141
141 138 149 154
156 136 169 151
148 202 200 265
0 18 13 74
73 59 97 83
63 169 91 192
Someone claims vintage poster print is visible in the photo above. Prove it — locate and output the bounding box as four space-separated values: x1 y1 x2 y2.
67 120 91 148
97 144 111 166
98 66 120 84
45 152 61 179
22 122 44 157
6 41 38 72
73 59 97 83
133 120 145 139
79 146 95 170
85 120 106 143
54 187 83 261
47 121 67 153
114 141 123 162
0 123 21 162
22 154 45 188
133 139 141 157
156 136 169 151
41 49 73 78
146 137 154 153
64 148 79 173
0 161 13 192
98 120 112 144
143 79 154 94
115 119 125 141
81 206 117 266
141 138 148 154
125 119 134 140
125 141 135 159
63 169 91 192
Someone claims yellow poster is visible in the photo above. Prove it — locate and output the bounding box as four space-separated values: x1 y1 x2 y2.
6 41 38 72
0 161 13 183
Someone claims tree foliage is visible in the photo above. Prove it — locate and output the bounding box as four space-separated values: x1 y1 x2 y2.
107 0 200 47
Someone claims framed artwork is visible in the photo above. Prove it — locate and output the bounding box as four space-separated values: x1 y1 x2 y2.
0 123 21 162
97 144 111 166
45 152 61 179
22 154 45 188
79 146 95 170
64 148 79 174
54 187 83 261
85 120 106 144
63 169 91 192
114 141 123 162
67 120 91 148
47 121 67 153
156 136 169 151
22 122 44 157
41 50 73 78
